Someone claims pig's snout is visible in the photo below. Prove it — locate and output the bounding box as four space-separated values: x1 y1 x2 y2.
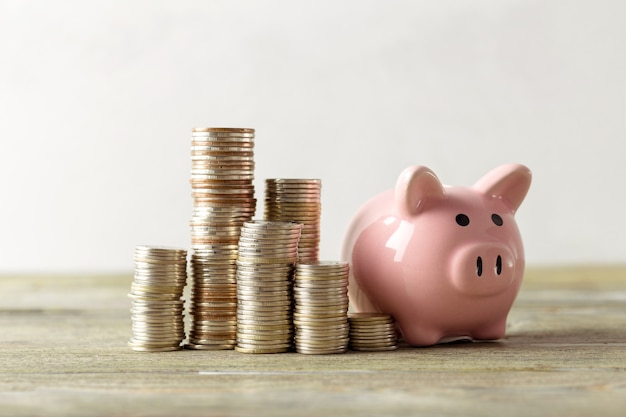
475 254 503 277
451 244 515 296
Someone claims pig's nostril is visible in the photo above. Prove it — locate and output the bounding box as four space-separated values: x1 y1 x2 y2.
495 255 502 275
476 256 483 277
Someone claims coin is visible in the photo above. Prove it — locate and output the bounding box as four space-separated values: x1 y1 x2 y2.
128 343 181 352
236 331 293 341
185 343 235 351
348 313 394 324
235 221 301 354
296 260 349 270
192 126 254 133
235 341 293 350
237 303 292 313
235 320 292 328
350 345 399 352
293 346 347 355
293 287 348 296
235 345 291 354
292 314 347 323
294 328 349 338
264 179 321 263
129 246 188 352
291 260 350 355
348 313 398 352
294 338 346 347
191 320 237 328
237 246 300 255
236 292 291 300
186 128 257 350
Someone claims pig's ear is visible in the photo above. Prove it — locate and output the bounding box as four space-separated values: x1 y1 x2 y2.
395 165 445 217
473 163 532 212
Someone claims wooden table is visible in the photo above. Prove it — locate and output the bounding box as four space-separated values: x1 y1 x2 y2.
1 267 625 416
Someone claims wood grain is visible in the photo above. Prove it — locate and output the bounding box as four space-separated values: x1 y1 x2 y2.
1 267 625 416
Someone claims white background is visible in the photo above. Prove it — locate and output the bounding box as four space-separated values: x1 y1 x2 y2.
1 0 624 273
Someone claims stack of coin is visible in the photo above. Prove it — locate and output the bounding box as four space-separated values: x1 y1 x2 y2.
187 249 238 349
187 127 256 350
235 221 302 354
128 246 188 352
348 313 398 352
293 261 350 354
264 179 321 262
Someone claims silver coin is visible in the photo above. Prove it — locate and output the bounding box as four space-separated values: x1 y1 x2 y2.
296 345 347 355
234 346 291 354
295 328 349 338
236 310 292 319
235 341 293 351
293 286 348 295
294 334 348 344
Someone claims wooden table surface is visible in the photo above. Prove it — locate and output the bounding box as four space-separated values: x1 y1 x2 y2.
1 266 625 416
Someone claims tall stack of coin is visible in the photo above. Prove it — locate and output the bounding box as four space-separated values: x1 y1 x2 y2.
348 313 398 352
264 179 321 262
235 221 302 354
293 261 350 354
129 246 188 352
187 127 256 350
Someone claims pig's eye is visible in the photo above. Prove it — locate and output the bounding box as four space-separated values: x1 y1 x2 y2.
491 213 503 226
455 214 470 226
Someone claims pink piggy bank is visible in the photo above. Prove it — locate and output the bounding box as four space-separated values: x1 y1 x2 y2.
342 164 532 346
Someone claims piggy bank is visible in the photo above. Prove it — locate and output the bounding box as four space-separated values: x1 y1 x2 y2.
342 164 531 346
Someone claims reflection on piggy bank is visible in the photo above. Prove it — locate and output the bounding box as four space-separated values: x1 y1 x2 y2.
342 164 532 346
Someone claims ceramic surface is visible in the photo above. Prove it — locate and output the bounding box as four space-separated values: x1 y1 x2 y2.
342 164 532 346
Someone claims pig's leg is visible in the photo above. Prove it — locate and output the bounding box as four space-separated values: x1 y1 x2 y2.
399 321 447 347
471 318 507 341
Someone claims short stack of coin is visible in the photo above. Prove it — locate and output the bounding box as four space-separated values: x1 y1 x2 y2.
264 179 321 262
187 127 256 350
129 246 188 352
293 261 350 354
235 221 302 354
348 313 398 352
